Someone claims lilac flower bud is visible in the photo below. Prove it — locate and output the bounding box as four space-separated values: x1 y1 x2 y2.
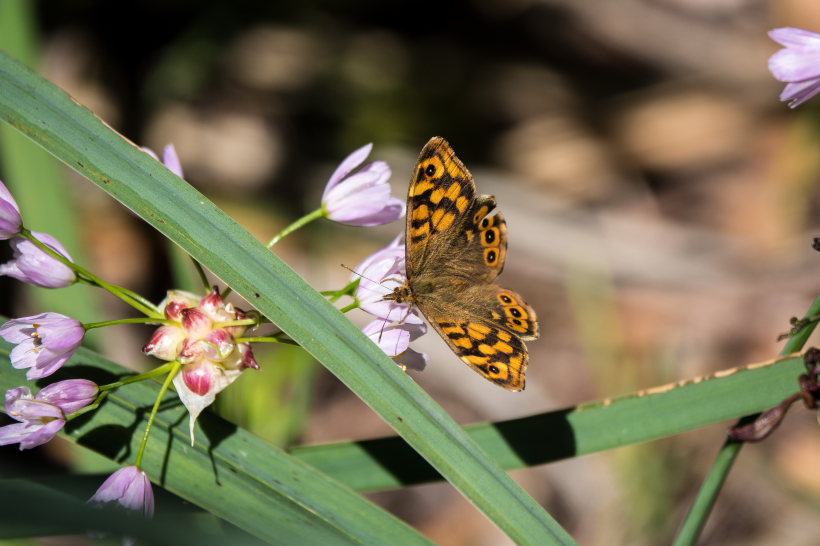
322 143 405 227
769 27 820 108
36 379 98 414
0 232 76 288
0 180 22 239
142 325 185 361
144 143 184 179
0 386 65 449
0 313 85 380
88 465 154 519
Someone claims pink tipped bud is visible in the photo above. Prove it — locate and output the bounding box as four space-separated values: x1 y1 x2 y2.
159 290 200 321
181 360 214 396
142 325 185 361
180 307 212 337
199 288 224 315
237 343 259 370
178 337 204 364
200 328 235 362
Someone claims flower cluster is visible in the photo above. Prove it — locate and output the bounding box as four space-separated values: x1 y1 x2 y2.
143 288 258 442
0 141 412 532
351 234 428 371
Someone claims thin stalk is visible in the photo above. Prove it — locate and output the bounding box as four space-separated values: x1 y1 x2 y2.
135 360 181 468
191 257 211 292
235 336 299 346
20 229 162 318
267 208 325 248
673 292 820 545
84 317 176 330
213 318 258 329
98 361 177 392
328 279 360 304
340 301 359 313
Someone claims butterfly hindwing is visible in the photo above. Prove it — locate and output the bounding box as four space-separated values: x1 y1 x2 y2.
406 137 476 278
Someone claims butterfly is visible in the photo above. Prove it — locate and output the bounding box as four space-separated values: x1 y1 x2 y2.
384 137 538 391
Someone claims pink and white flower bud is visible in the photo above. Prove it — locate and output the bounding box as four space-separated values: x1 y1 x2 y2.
181 359 215 396
0 386 65 449
224 308 250 337
88 465 154 519
180 307 212 338
199 328 235 362
36 379 98 415
159 290 200 321
142 325 185 361
177 337 204 364
0 313 85 380
0 180 22 239
0 232 77 288
237 343 259 370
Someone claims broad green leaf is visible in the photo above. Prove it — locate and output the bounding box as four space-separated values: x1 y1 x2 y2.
0 333 433 546
291 354 805 491
0 49 575 545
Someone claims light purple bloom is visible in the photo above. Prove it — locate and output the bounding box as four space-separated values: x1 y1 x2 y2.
88 466 155 519
356 258 412 322
362 316 428 372
0 180 22 239
0 386 65 449
350 233 405 282
322 143 405 226
143 143 184 178
769 27 820 108
0 232 76 288
36 379 99 414
0 313 85 380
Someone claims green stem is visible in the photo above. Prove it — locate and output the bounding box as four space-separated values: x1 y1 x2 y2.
84 317 176 330
98 361 177 392
267 208 325 248
134 360 181 469
235 336 299 346
327 279 360 304
20 229 162 318
65 391 109 421
213 318 258 329
191 257 211 293
673 292 820 545
340 301 359 313
221 287 233 299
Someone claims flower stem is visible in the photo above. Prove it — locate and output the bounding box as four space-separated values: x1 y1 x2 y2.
327 279 360 303
20 229 162 318
65 391 109 421
267 208 325 248
84 317 177 330
340 301 359 313
213 318 259 329
234 336 298 346
99 361 177 392
191 257 211 293
135 360 181 469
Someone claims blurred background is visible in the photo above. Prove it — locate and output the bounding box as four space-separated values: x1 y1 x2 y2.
0 0 819 544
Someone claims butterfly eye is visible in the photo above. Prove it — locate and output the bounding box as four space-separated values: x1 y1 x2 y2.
510 308 521 318
481 218 489 228
425 164 436 176
484 230 495 244
499 294 512 304
489 365 500 374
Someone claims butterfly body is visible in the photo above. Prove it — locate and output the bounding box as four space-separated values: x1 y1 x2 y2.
384 137 538 391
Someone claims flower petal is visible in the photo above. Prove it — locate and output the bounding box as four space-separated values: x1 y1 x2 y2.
768 47 820 82
781 76 820 107
19 419 64 450
342 197 406 227
394 348 428 372
38 319 84 350
162 143 184 179
769 27 820 48
322 143 373 199
36 379 98 414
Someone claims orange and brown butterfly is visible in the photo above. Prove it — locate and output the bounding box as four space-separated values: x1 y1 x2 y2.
383 137 538 391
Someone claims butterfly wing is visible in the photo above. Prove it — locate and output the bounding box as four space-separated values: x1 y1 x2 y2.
405 137 476 278
418 285 537 391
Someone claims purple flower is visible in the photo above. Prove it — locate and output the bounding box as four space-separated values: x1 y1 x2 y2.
0 313 85 380
0 386 65 449
362 316 428 372
143 143 184 178
88 466 155 519
356 258 411 322
37 379 99 414
0 232 77 288
322 143 405 226
0 180 22 239
769 28 820 108
350 233 405 282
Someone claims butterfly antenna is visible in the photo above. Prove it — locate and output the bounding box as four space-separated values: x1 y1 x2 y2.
378 303 397 343
340 264 383 285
